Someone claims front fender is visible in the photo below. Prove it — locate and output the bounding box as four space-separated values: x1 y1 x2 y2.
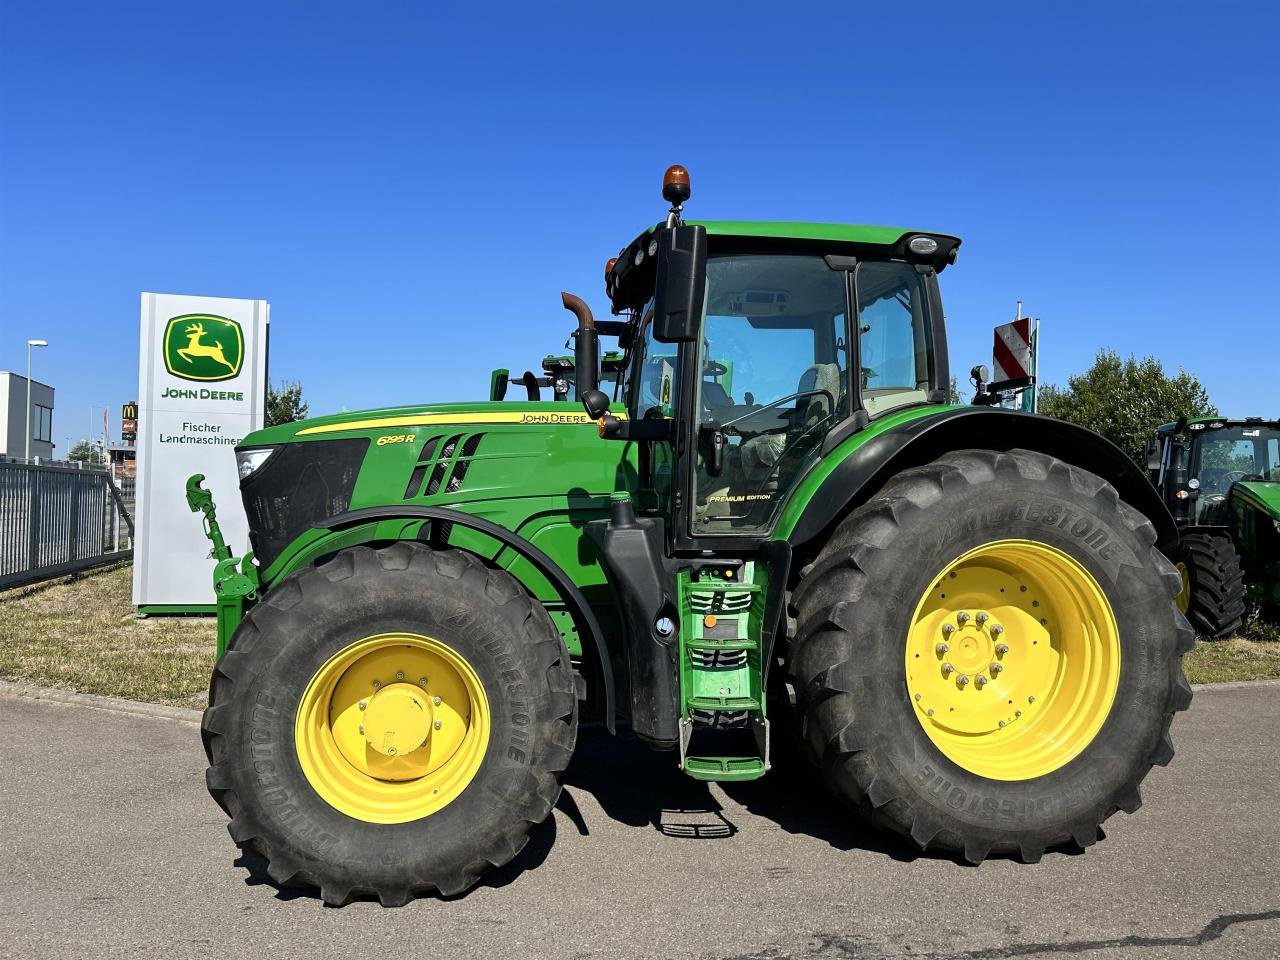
266 506 617 733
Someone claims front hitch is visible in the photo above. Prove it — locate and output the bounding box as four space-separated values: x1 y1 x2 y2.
186 474 259 658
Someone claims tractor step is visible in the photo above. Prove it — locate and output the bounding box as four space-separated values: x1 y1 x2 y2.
682 755 767 781
678 715 770 782
686 694 761 711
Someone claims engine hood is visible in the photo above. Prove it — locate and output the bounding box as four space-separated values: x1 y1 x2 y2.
1233 480 1280 521
239 400 608 448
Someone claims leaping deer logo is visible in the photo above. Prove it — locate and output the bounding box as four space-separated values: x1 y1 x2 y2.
177 321 237 373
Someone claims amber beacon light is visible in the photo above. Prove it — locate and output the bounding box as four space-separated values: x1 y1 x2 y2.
662 164 691 205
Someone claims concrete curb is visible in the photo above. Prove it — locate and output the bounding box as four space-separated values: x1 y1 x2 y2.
1190 678 1280 692
1 676 1276 727
0 680 202 724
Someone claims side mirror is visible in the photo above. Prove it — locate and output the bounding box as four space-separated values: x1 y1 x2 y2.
1144 438 1162 472
653 225 707 343
581 389 611 420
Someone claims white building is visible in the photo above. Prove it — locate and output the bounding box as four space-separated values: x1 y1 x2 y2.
0 371 55 460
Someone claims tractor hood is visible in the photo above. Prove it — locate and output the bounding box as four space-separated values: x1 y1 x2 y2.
239 400 610 447
236 401 628 577
1233 481 1280 521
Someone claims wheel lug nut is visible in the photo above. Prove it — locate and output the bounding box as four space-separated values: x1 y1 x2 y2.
395 671 405 681
991 625 1004 637
388 746 397 756
999 719 1006 728
990 663 1003 674
957 612 971 625
358 700 367 710
936 642 950 655
942 623 956 635
418 677 428 687
995 643 1009 656
976 612 989 624
358 724 365 734
975 675 987 688
957 675 970 687
942 662 955 675
433 696 442 706
1028 695 1037 704
926 709 934 717
371 680 382 689
433 719 443 730
1015 710 1023 718
914 693 922 702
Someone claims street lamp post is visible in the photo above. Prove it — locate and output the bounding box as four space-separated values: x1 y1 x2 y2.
25 338 48 462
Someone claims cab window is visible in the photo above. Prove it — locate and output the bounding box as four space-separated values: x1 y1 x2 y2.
857 262 933 416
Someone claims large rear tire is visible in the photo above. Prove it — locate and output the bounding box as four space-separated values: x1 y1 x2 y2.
202 543 577 905
788 449 1192 864
1173 531 1246 638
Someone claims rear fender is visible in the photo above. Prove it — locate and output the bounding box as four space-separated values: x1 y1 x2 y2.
786 407 1178 556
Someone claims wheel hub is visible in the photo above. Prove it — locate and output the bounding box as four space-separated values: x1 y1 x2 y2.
905 540 1120 781
294 633 489 822
362 683 434 758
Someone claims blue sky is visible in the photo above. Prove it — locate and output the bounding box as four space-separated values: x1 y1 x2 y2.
1 1 1276 451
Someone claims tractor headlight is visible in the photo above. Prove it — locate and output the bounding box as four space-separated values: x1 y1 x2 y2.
236 447 276 481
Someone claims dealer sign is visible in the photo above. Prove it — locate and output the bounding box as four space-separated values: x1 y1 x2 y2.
134 293 269 610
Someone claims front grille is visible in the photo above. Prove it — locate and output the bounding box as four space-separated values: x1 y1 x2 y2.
241 438 368 570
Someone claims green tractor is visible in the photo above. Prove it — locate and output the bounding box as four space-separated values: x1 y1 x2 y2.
1148 417 1280 636
191 166 1192 905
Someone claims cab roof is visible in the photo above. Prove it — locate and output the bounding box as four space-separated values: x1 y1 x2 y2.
606 219 961 313
1157 416 1280 433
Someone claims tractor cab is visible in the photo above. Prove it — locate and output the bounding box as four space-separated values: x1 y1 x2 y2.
571 166 959 548
1150 418 1280 525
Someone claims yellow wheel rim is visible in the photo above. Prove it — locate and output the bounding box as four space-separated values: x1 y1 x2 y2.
1174 561 1191 614
905 539 1120 781
295 633 490 823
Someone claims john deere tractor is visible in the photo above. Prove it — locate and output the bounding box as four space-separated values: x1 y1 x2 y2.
1148 417 1280 636
191 166 1191 905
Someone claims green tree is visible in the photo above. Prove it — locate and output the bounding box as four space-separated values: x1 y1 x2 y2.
68 440 104 464
266 379 309 427
1037 349 1216 463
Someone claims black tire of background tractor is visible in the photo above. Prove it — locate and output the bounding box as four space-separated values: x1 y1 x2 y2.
1174 532 1246 639
201 543 577 905
787 448 1193 865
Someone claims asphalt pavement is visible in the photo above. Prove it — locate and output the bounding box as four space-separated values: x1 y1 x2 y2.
1 683 1278 960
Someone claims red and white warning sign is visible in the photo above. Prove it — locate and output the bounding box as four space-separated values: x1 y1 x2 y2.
993 318 1033 382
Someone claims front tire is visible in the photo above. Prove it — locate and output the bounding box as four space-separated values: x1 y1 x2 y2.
201 543 577 905
788 449 1192 864
1173 532 1246 638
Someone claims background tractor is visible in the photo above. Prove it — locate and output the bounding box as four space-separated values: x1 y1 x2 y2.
1148 417 1280 636
192 166 1192 905
490 349 626 402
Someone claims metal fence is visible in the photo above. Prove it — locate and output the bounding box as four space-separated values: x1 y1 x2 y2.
0 460 133 590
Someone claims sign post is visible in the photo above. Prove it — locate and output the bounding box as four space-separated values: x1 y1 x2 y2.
133 293 268 612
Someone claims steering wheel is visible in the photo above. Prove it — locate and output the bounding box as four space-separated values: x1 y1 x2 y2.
703 360 729 378
1221 470 1251 488
720 388 837 437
